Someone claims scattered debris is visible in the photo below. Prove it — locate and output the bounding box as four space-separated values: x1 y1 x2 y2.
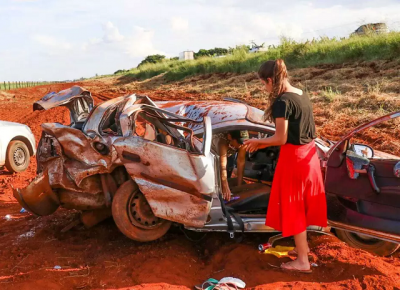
262 245 295 258
195 277 245 290
258 242 272 251
54 265 62 270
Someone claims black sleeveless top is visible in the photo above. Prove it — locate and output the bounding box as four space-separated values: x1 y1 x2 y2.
272 92 316 145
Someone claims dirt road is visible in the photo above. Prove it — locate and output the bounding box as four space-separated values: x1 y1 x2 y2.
0 81 399 290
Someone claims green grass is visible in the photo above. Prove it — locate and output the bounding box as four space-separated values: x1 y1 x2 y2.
0 82 52 90
121 32 400 82
321 87 341 103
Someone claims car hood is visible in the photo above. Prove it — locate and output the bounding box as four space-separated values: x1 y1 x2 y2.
33 85 94 126
33 85 93 111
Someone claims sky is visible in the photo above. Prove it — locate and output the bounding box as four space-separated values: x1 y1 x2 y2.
0 0 399 81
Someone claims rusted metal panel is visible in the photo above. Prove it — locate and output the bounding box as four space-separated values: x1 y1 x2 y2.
113 136 215 226
134 178 211 227
33 85 93 111
33 86 94 126
83 96 125 135
58 189 106 210
41 123 114 169
158 101 249 131
83 94 137 135
12 172 60 216
114 137 215 194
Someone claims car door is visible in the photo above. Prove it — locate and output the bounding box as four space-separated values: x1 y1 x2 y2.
113 106 216 228
324 111 400 241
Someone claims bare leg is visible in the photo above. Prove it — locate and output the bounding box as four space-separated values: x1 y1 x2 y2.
281 230 310 271
288 244 310 255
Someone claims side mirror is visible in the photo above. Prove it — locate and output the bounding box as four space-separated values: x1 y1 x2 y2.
202 116 212 157
346 150 369 179
351 144 374 158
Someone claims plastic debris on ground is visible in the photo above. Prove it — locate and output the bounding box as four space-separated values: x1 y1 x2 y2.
262 245 295 258
195 277 246 290
54 265 62 270
20 207 27 213
4 214 12 221
218 277 246 288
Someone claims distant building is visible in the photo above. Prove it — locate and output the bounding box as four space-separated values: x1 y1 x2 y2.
352 23 388 36
179 51 194 61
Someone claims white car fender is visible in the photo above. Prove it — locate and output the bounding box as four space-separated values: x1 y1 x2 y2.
0 121 36 166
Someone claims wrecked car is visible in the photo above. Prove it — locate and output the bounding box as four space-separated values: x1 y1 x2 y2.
13 86 400 256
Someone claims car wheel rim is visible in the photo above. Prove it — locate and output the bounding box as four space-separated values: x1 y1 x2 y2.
127 189 163 229
13 147 27 167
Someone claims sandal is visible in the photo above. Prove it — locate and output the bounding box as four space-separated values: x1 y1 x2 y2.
280 262 312 274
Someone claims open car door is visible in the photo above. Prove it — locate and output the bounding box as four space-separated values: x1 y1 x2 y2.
324 111 400 245
113 105 215 228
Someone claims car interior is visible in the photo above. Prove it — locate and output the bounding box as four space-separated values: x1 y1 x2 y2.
325 137 400 224
130 109 204 154
221 130 280 215
100 99 132 136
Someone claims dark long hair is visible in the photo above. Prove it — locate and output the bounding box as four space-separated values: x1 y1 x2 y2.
258 59 288 122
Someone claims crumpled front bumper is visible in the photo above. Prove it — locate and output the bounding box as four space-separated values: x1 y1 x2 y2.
13 171 60 216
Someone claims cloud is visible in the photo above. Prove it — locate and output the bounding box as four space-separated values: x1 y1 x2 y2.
102 21 124 43
124 26 166 57
31 34 73 56
81 21 165 58
170 17 189 32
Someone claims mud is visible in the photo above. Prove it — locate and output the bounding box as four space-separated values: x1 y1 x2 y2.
0 72 400 289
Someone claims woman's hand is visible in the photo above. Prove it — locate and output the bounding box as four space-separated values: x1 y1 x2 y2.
222 182 232 201
243 139 266 153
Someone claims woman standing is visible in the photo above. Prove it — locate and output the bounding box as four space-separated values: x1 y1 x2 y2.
244 59 327 273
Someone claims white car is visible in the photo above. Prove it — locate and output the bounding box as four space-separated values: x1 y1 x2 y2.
0 121 36 173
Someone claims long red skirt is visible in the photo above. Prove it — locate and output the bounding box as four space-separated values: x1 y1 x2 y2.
266 141 327 237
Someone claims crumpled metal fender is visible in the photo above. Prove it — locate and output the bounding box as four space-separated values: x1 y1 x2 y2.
12 171 60 216
41 123 118 187
13 123 120 215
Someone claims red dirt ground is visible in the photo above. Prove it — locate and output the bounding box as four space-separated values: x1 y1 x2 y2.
0 83 399 290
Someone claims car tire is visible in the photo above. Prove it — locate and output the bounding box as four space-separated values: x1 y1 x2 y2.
336 229 400 256
112 180 171 242
5 140 30 173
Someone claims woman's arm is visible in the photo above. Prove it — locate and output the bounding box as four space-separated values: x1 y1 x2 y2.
244 118 288 152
